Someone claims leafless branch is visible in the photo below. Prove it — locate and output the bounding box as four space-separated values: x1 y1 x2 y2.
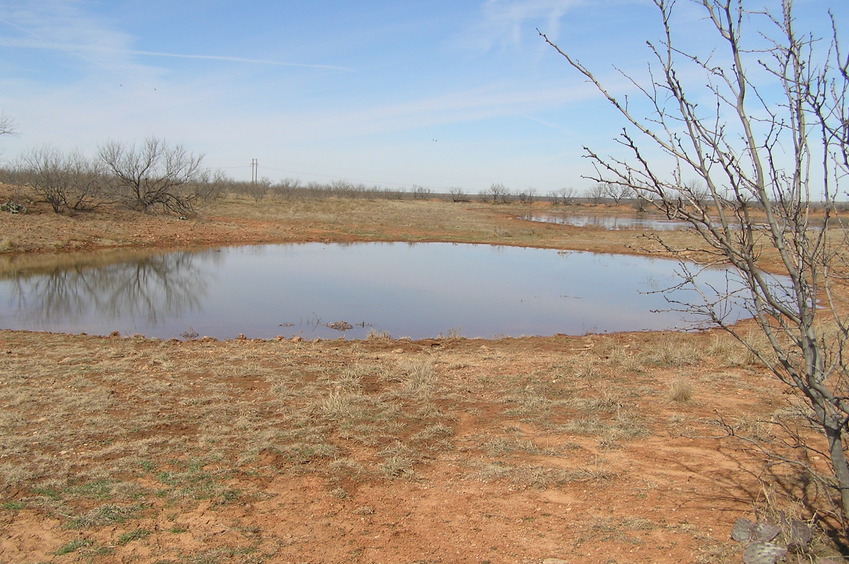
542 0 849 528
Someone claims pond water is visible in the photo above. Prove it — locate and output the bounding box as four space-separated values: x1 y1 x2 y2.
0 242 755 340
521 213 688 231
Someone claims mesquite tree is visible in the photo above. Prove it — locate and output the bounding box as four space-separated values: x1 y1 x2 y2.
19 147 106 213
541 0 849 525
99 137 205 214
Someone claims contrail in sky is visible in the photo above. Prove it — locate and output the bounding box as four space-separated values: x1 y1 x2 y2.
0 16 352 72
127 49 353 71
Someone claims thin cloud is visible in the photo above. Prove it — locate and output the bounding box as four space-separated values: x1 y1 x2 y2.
0 16 351 73
0 13 128 72
462 0 585 52
125 49 353 72
481 0 578 41
0 7 158 78
266 79 599 142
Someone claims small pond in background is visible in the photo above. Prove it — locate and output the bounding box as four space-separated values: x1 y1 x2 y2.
520 213 689 231
0 242 758 340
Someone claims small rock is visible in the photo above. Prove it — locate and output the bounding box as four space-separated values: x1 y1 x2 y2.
353 505 375 516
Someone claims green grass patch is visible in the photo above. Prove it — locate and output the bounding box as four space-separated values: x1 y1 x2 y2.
67 503 141 528
66 479 114 499
31 486 61 499
116 527 150 545
53 538 92 555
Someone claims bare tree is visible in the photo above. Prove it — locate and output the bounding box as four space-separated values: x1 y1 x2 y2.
247 177 272 202
99 137 205 214
586 182 607 204
480 182 511 203
542 0 849 526
0 112 15 137
19 147 106 213
549 187 576 205
563 187 578 205
412 185 432 200
449 187 469 202
601 182 633 205
517 187 537 204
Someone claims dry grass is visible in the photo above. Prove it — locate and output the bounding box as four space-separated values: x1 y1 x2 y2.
1 332 844 562
1 194 846 562
668 377 694 403
640 333 704 367
0 187 723 270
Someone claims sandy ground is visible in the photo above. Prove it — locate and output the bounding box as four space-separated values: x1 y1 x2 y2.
0 191 843 563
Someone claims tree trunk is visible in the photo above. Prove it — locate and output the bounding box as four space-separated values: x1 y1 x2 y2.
826 425 849 529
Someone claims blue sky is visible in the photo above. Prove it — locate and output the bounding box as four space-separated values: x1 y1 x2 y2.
0 1 845 194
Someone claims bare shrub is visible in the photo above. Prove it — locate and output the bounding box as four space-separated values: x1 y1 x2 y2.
549 187 576 205
516 188 536 204
99 137 205 215
411 185 431 200
243 178 271 202
586 182 607 204
602 182 632 204
480 182 511 204
271 177 302 198
449 187 469 202
18 147 107 213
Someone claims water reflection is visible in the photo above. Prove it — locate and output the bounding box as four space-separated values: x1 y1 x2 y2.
521 213 688 231
2 250 216 334
0 243 754 340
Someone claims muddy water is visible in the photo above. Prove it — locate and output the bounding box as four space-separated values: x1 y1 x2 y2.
0 242 757 340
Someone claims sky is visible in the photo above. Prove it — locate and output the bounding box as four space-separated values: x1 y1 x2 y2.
0 0 845 195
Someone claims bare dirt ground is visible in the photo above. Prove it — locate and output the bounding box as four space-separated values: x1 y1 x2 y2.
0 189 844 563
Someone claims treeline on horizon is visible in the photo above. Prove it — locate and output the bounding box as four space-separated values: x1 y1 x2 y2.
0 138 638 213
0 139 840 215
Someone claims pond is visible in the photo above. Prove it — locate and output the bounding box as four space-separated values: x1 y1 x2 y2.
0 242 755 340
520 213 689 231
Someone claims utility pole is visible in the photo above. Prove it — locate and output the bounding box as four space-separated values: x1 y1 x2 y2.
251 158 258 184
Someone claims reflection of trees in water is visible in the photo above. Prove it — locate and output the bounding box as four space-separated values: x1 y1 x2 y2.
8 250 214 326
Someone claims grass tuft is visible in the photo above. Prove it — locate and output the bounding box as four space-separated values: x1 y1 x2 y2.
116 528 151 545
53 538 92 556
67 503 141 528
668 377 694 403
